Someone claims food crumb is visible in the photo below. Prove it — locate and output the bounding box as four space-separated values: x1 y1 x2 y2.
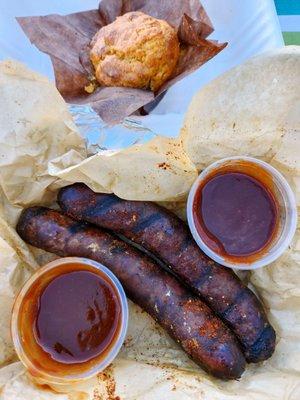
157 162 171 170
95 365 120 400
87 243 100 252
123 335 134 347
84 80 97 94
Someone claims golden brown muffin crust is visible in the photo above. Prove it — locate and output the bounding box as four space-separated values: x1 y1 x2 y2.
90 11 180 91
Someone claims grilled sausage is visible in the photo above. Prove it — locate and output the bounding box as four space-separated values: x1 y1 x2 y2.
58 183 276 363
17 207 246 380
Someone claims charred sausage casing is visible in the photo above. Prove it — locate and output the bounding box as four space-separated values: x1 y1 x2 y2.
17 207 246 380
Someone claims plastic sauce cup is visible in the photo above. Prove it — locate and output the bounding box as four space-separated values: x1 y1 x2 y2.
187 157 297 270
11 257 128 385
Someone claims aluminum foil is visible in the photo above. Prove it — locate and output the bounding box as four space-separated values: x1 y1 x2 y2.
68 104 184 154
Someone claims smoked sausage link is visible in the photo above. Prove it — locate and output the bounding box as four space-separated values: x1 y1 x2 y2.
58 183 276 363
17 207 246 380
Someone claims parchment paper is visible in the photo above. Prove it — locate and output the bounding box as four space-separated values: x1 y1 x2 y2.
0 47 299 399
0 60 87 213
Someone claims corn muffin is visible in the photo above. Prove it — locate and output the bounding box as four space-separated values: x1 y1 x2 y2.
90 12 180 91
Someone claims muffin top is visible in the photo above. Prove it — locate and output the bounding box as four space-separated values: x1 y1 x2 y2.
90 12 180 92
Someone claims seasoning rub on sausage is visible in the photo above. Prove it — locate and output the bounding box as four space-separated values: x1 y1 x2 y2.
58 183 276 363
17 207 246 380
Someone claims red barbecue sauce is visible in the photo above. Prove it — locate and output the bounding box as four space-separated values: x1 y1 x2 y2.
17 262 121 376
193 161 279 264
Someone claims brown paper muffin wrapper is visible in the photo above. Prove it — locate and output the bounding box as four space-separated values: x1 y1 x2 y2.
17 0 226 125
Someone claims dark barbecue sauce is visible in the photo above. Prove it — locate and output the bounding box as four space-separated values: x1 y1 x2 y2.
193 162 279 264
18 262 122 376
35 270 119 364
